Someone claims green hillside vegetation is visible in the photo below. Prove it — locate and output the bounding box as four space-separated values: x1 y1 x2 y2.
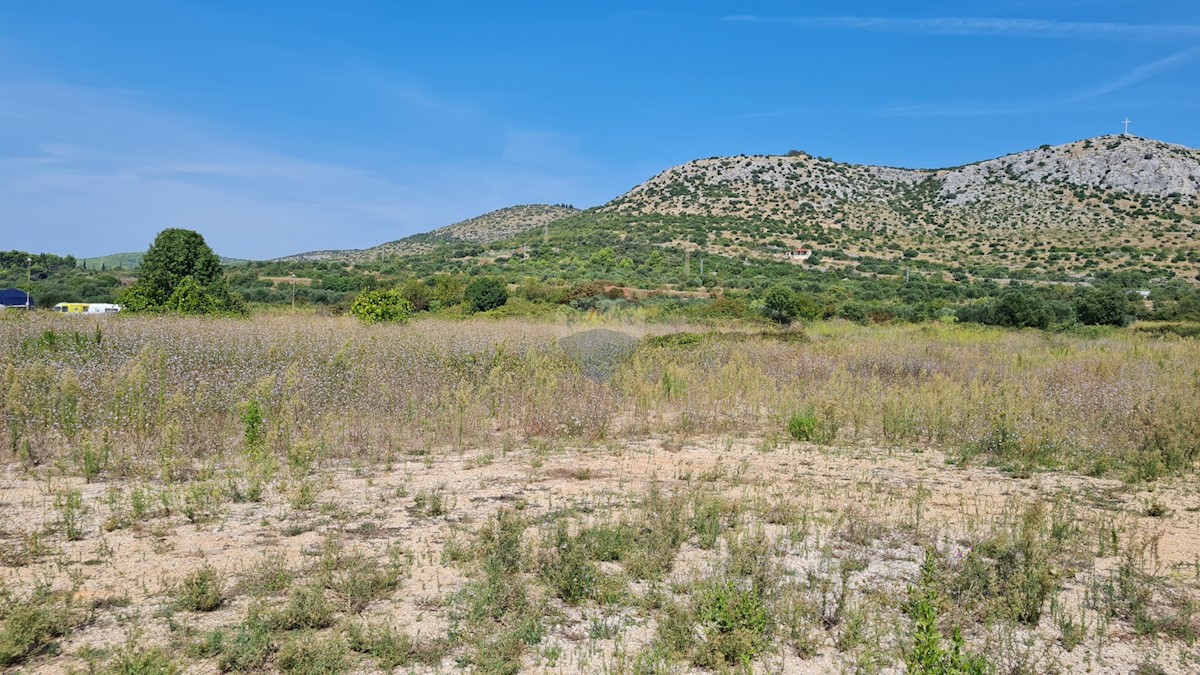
0 250 125 307
77 252 145 270
9 137 1200 327
280 204 579 262
78 252 249 270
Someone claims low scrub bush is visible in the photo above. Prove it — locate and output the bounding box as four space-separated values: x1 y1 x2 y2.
787 407 837 444
345 621 447 670
349 288 413 324
216 611 274 672
538 523 603 605
449 509 543 673
275 633 350 675
939 503 1068 626
905 551 992 675
101 641 179 675
658 576 772 669
270 585 334 631
0 585 74 667
174 565 224 612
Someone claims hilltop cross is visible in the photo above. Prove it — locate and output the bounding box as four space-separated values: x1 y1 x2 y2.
1122 118 1131 136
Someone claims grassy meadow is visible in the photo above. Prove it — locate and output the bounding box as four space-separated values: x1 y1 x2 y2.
2 312 1200 673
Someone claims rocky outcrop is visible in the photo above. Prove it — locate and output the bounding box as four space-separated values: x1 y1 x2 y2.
937 136 1200 204
602 135 1199 232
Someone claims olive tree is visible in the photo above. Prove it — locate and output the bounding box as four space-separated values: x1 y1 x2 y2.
117 228 242 314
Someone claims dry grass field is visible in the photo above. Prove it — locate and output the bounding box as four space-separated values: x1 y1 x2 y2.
2 313 1200 674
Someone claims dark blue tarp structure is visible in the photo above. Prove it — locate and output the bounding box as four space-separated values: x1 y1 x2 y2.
0 288 34 308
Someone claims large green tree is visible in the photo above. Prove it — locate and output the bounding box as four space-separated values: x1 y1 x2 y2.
138 228 223 305
762 286 798 325
762 286 821 325
464 277 508 313
1073 286 1133 326
118 229 242 314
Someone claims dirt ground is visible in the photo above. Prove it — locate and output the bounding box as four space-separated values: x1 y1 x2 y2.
4 435 1200 673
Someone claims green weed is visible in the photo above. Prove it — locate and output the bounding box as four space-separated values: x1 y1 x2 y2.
0 585 73 667
173 565 223 612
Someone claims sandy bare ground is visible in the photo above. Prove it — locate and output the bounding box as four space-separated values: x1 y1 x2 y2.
3 436 1200 673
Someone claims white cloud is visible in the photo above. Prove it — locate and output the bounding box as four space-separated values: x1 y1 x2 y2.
0 78 605 259
1070 45 1200 100
724 15 1200 40
870 44 1200 119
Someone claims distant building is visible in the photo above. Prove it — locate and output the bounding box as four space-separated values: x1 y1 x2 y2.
0 288 34 308
782 248 812 261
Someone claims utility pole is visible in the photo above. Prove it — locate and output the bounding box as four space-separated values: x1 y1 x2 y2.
25 257 32 309
684 248 691 277
290 273 296 310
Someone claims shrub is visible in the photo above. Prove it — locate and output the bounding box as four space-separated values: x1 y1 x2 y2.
905 551 992 675
174 565 224 612
762 286 799 325
1073 285 1134 326
398 278 432 312
216 612 273 672
464 277 509 313
349 288 413 324
941 503 1062 626
241 399 265 459
275 633 350 675
270 585 334 630
538 523 615 605
345 622 447 670
658 576 771 669
0 586 72 666
100 643 179 675
990 287 1053 329
787 411 818 441
449 509 542 674
326 548 409 614
960 285 1077 329
696 579 770 666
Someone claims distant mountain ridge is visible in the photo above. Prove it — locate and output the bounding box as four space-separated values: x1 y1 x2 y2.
267 135 1199 283
279 204 579 262
606 135 1198 218
79 253 248 269
589 135 1199 281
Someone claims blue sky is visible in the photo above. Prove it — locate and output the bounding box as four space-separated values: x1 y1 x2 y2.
2 1 1198 260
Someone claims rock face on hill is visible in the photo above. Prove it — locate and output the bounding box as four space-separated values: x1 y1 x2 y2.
605 135 1199 222
939 136 1200 204
596 135 1200 281
275 136 1200 282
279 204 579 262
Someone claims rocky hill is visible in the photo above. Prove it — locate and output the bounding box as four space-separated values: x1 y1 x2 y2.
280 204 578 262
274 137 1200 285
600 135 1200 281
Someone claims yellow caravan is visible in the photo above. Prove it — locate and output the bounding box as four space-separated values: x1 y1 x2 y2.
52 302 89 314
